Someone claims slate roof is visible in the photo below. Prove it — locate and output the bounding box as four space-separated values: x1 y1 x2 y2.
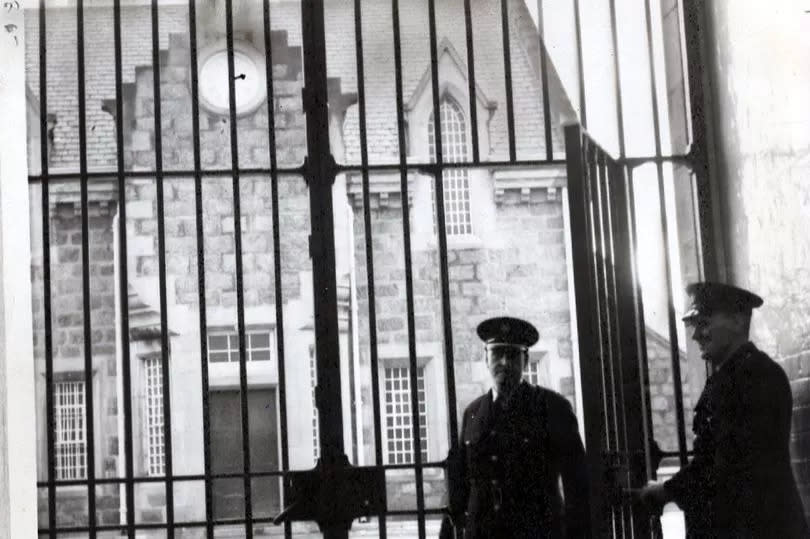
25 0 573 171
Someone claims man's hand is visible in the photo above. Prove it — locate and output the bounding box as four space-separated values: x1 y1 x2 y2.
633 483 671 516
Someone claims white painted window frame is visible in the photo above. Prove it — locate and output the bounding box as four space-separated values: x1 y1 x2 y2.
381 365 429 466
427 97 474 237
142 356 165 477
206 327 274 363
54 380 88 481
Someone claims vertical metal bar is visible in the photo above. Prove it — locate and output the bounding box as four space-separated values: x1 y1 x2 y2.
260 4 291 539
591 145 621 537
600 158 634 535
300 2 346 537
689 170 706 281
564 125 604 537
585 145 611 456
595 155 617 451
499 0 517 162
601 159 623 451
607 0 627 157
149 3 175 536
643 0 664 160
643 0 688 466
462 0 480 163
38 4 57 537
535 0 554 161
185 1 214 536
301 0 344 458
112 0 136 535
391 1 426 537
589 151 621 536
352 0 387 536
76 2 97 535
572 0 588 128
426 0 459 451
673 0 693 148
222 0 253 534
680 0 718 281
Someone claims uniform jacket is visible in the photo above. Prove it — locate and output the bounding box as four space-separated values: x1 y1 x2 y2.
664 342 808 538
442 382 590 538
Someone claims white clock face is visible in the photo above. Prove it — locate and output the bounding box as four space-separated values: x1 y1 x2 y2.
198 45 266 115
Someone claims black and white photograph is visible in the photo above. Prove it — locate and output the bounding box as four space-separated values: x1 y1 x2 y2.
0 0 807 537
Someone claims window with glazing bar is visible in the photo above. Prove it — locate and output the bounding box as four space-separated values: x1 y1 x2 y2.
207 329 273 363
383 366 428 465
143 356 165 476
55 380 87 481
428 97 473 236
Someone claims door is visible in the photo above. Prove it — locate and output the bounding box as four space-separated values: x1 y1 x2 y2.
565 125 658 538
210 389 280 520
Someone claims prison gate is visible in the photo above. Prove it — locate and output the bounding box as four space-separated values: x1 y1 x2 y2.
26 1 711 537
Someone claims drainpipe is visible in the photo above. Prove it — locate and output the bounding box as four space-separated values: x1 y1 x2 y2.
346 195 364 466
112 209 126 525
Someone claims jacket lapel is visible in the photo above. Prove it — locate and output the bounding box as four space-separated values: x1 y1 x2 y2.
465 391 495 445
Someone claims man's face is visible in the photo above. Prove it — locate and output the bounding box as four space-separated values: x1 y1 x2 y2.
486 344 526 392
687 311 747 366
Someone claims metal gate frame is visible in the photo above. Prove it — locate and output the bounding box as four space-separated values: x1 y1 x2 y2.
28 0 717 537
565 124 655 538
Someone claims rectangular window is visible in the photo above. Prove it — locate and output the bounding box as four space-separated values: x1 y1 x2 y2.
143 356 165 476
428 98 473 236
526 360 542 386
55 381 87 480
383 366 428 465
207 329 273 363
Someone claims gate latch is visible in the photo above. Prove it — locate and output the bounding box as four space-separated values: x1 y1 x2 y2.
273 453 386 531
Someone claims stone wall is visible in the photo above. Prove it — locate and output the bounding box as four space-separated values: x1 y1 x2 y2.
705 1 810 518
645 331 705 453
31 199 120 527
30 18 314 526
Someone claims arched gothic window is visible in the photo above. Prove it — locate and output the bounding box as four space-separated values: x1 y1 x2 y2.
427 97 473 236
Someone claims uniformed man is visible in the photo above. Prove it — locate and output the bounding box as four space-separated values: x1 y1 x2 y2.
638 282 808 537
441 316 590 538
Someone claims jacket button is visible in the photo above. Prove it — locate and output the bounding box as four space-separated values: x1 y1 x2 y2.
494 504 501 512
491 479 499 486
490 455 498 462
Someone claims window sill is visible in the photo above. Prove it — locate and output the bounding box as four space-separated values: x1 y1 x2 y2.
429 234 482 251
384 465 444 479
52 482 87 496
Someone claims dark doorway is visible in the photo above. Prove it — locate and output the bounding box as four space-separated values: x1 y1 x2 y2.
209 389 280 520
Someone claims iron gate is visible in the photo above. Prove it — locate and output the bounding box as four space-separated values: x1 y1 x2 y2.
26 0 713 538
565 124 659 538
